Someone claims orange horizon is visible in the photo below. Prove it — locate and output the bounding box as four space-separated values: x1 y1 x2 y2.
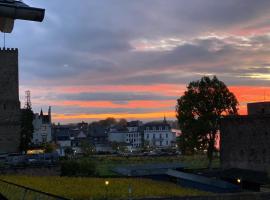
27 85 270 123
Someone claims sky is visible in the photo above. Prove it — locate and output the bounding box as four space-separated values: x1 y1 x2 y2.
4 0 270 123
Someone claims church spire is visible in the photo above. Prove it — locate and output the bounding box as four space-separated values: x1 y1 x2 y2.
40 108 43 117
163 114 167 123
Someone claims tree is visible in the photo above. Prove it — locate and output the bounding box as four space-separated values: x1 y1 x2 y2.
176 76 238 168
44 143 57 153
80 140 96 157
118 118 127 127
20 106 34 153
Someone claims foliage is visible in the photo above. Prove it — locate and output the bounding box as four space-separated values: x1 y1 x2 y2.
118 118 127 126
94 154 220 176
80 140 96 157
44 143 57 153
61 159 96 177
64 147 74 159
19 106 34 153
176 76 238 168
0 176 208 200
111 142 128 153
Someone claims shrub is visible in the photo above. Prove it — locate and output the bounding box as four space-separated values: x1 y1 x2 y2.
61 159 96 177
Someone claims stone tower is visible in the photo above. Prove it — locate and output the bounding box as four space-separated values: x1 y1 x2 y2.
0 48 21 154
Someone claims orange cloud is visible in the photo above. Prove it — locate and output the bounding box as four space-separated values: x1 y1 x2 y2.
53 111 175 122
23 84 270 123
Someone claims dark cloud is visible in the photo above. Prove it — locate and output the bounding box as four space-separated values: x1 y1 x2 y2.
5 0 270 118
58 92 175 101
51 106 171 115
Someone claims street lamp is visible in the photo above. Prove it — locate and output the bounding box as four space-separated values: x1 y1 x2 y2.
105 180 109 199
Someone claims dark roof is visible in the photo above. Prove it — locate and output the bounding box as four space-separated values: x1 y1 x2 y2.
144 121 171 129
127 121 142 127
89 125 107 137
113 163 185 176
41 115 50 123
167 169 240 190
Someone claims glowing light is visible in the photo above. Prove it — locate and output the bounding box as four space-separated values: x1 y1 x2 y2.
105 181 109 186
237 178 241 184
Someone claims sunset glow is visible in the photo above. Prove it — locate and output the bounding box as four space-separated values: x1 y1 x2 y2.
10 1 270 123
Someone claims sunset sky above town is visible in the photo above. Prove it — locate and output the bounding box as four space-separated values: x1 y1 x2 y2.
6 0 270 123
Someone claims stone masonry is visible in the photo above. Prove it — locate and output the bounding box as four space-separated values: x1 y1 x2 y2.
0 48 21 154
220 102 270 173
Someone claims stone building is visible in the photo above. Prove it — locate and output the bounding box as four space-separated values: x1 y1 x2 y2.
220 102 270 173
0 48 21 154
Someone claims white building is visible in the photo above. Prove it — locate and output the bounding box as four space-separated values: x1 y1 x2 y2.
32 107 52 145
144 119 176 148
108 121 143 150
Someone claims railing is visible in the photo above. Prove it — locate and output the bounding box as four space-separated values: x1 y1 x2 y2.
0 179 71 200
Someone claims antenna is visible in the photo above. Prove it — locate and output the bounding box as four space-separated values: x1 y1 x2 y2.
24 90 32 109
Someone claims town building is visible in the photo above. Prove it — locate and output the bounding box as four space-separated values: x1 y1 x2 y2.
52 125 72 156
220 101 270 173
32 107 52 145
108 121 143 150
143 118 176 148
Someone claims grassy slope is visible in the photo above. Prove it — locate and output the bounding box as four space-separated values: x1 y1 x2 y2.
0 176 208 200
94 154 220 176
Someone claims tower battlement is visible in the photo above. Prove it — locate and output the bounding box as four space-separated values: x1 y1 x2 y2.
0 48 18 52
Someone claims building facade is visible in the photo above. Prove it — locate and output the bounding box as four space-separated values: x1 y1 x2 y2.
0 48 21 154
143 120 176 148
32 107 52 145
108 121 143 149
220 102 270 173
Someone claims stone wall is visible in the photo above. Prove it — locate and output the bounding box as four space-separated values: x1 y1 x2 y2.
220 115 270 172
0 48 21 154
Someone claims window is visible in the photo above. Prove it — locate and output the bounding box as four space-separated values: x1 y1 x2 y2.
146 127 149 131
153 134 155 139
3 104 6 110
153 126 156 131
147 134 149 139
165 126 169 130
166 134 168 138
159 126 162 131
160 141 162 146
166 141 168 145
160 134 162 138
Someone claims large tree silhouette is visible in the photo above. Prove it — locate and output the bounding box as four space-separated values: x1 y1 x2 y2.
176 76 238 168
20 104 34 153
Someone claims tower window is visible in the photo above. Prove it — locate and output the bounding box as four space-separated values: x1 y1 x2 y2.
3 104 6 110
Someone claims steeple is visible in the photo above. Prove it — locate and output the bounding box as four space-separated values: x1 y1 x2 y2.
163 114 167 123
40 108 43 117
